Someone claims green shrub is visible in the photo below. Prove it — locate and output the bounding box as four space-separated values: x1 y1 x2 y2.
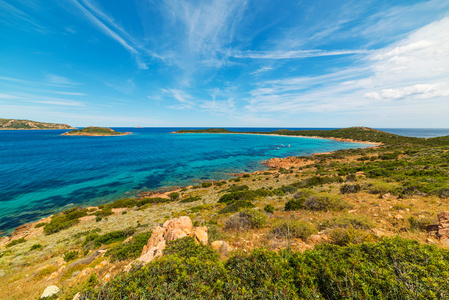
303 193 352 211
223 185 249 193
270 220 317 240
180 195 202 203
328 227 376 246
168 192 180 200
320 214 374 230
340 183 361 194
225 209 267 230
207 225 222 244
81 237 449 299
264 204 274 214
93 209 113 218
30 243 43 251
6 237 26 248
284 198 306 211
392 204 408 210
64 250 79 262
202 182 213 188
408 216 434 232
44 207 88 235
106 231 152 262
218 200 255 214
242 173 251 178
83 228 135 249
364 181 397 194
35 222 45 228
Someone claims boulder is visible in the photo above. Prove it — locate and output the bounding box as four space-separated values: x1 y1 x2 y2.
211 240 231 254
194 227 208 245
40 285 59 299
438 212 449 240
138 216 207 264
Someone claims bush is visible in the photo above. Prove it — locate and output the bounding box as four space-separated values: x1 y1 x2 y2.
83 228 135 249
270 220 317 240
284 198 306 211
364 181 397 194
180 195 202 203
35 222 45 228
168 192 179 200
30 243 43 251
328 227 376 246
64 250 79 262
202 182 213 188
223 185 249 193
264 204 274 214
218 200 255 214
320 214 374 230
106 231 152 262
303 193 352 211
44 207 88 235
6 237 26 248
225 209 267 230
81 237 449 299
340 183 361 194
408 216 434 232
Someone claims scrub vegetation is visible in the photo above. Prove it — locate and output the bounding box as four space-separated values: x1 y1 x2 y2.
2 127 449 299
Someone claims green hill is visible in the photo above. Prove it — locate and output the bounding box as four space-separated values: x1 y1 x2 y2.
0 118 75 130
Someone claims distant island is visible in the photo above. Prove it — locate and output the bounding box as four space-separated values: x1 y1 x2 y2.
62 126 131 136
0 118 75 130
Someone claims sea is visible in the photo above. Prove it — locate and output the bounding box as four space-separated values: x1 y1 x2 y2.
0 127 448 235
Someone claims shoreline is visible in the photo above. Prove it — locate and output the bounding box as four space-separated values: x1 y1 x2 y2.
174 131 382 146
1 132 379 241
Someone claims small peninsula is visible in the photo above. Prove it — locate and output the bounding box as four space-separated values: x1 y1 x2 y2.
62 126 130 136
0 118 75 130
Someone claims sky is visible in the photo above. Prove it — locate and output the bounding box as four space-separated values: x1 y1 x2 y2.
0 0 448 128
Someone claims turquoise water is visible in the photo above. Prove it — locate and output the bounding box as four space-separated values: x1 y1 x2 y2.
0 128 374 233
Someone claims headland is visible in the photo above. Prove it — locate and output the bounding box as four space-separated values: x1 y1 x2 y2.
0 118 75 130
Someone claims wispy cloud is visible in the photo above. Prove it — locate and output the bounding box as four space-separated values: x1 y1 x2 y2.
44 74 80 86
244 16 449 120
162 88 196 110
0 0 47 33
233 49 370 59
69 0 162 69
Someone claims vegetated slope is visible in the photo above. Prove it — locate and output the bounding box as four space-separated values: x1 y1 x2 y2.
0 118 75 130
177 126 449 146
62 127 128 136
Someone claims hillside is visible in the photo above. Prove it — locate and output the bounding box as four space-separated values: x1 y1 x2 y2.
62 127 130 136
177 126 449 146
1 127 449 298
0 118 75 130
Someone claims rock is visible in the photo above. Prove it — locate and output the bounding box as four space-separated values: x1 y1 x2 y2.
194 227 208 245
73 292 81 300
394 214 403 220
370 228 387 237
382 193 391 199
211 241 231 253
138 216 207 264
40 285 59 298
103 273 111 283
438 212 449 239
95 259 109 269
426 238 436 244
426 224 439 232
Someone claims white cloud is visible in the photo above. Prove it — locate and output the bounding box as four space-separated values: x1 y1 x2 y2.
243 15 449 126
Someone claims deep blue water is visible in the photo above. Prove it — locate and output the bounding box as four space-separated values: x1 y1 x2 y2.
0 127 447 234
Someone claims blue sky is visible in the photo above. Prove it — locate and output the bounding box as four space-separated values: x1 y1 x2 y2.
1 0 448 127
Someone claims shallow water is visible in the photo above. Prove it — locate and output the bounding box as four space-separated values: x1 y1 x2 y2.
0 127 392 233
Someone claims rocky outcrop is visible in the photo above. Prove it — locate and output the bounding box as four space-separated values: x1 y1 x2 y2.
0 118 75 130
138 216 207 264
437 212 449 243
264 156 313 169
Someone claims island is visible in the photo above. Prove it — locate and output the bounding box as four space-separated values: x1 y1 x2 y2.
62 126 131 136
0 118 75 130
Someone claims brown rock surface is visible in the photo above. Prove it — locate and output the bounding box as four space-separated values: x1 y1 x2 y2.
437 212 449 240
264 156 313 169
138 216 207 264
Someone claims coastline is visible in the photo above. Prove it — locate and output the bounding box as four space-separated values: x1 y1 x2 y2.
0 133 378 242
174 131 382 147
